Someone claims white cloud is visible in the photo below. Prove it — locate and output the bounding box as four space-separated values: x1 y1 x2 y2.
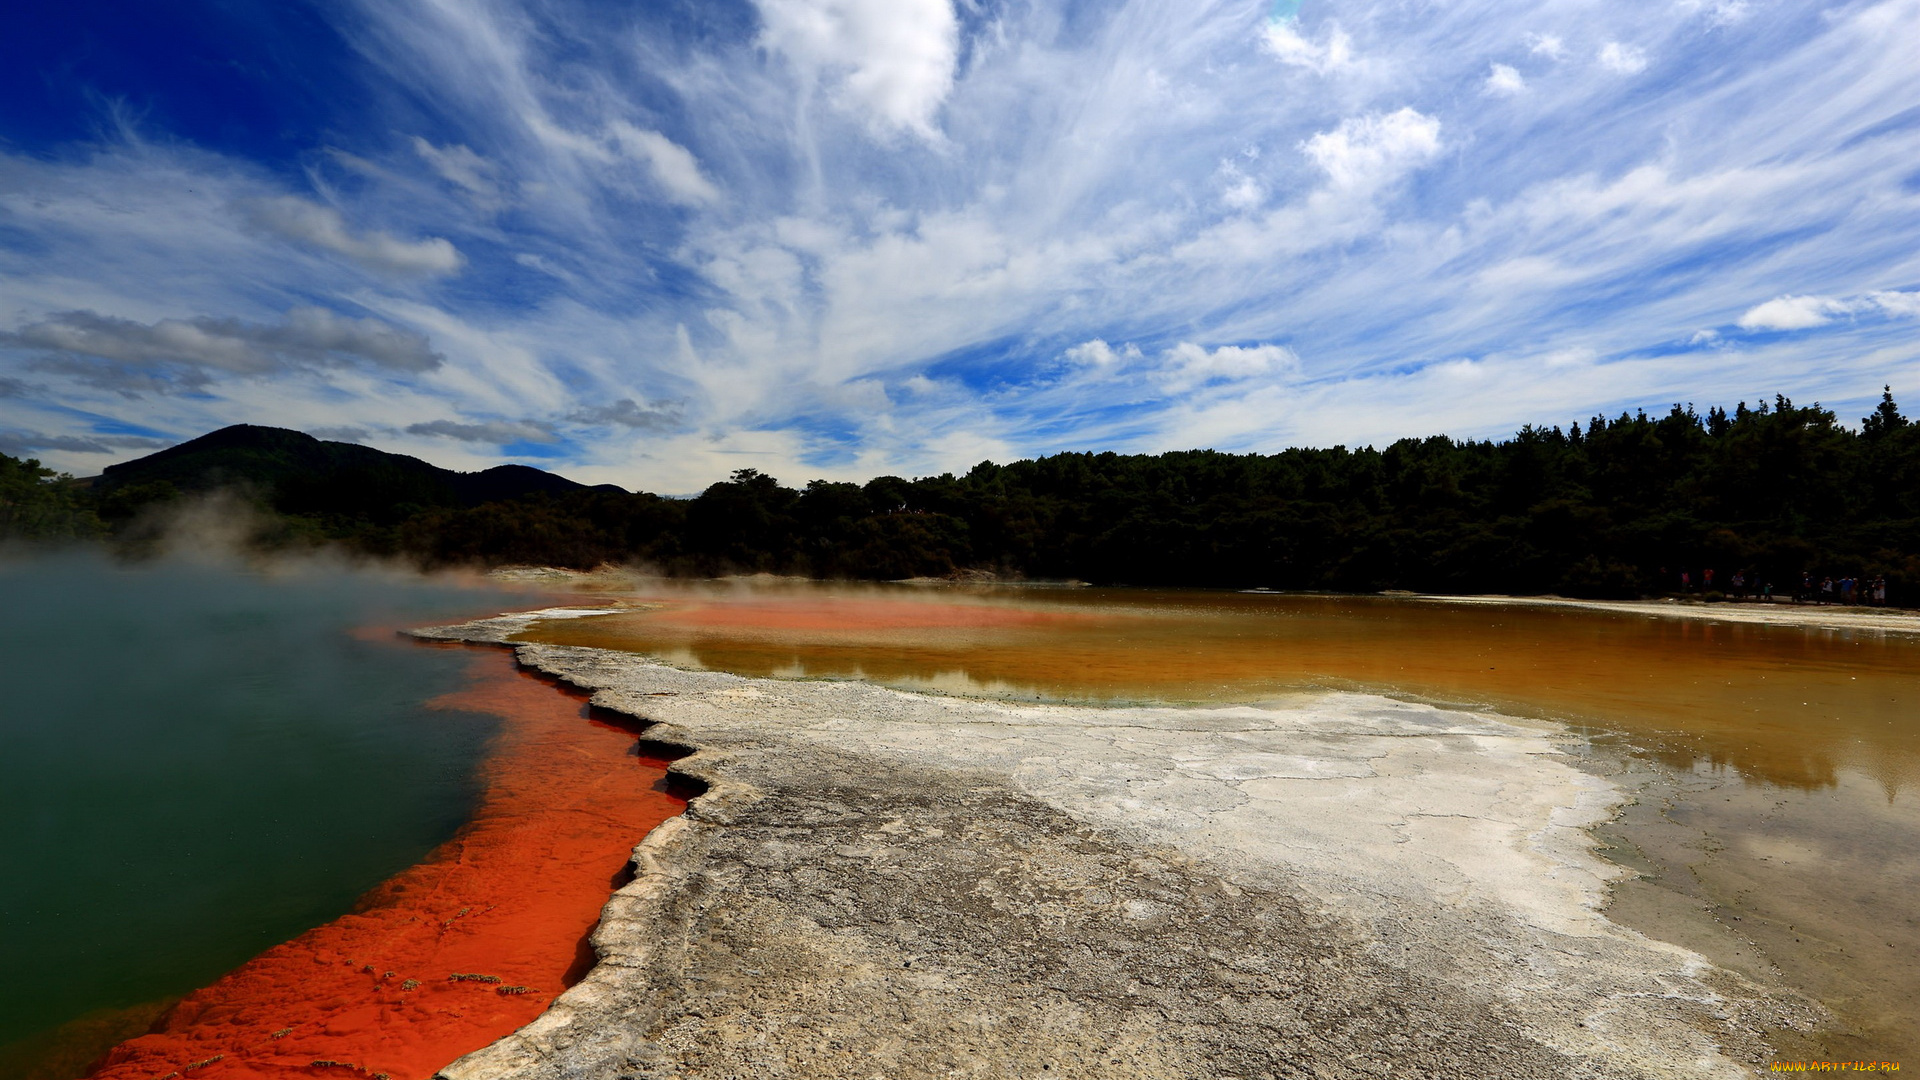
609 124 722 206
1162 342 1299 385
1301 108 1443 190
1218 163 1265 210
1738 290 1920 330
753 0 960 136
1737 294 1849 330
1597 42 1649 75
1260 20 1359 74
239 197 465 275
11 0 1920 487
1064 339 1141 367
1484 63 1526 96
1870 290 1920 318
1529 34 1566 61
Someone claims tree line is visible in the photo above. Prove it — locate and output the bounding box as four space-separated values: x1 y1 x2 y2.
5 389 1916 602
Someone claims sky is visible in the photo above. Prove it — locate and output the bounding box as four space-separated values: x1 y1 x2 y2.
1 0 1917 492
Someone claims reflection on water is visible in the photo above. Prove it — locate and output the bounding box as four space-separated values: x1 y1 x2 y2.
520 584 1920 796
518 580 1920 1059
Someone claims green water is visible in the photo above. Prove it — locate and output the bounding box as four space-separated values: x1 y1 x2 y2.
0 552 525 1060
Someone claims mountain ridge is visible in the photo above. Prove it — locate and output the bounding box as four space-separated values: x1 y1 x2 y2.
97 425 620 521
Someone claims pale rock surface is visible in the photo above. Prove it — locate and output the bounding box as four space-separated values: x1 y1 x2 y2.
415 614 1821 1079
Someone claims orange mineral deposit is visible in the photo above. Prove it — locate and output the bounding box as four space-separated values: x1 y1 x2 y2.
89 646 685 1080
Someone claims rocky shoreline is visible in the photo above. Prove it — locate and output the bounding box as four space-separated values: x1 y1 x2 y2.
413 611 1825 1079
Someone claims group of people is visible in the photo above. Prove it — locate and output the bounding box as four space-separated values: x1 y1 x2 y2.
1793 571 1889 606
1673 568 1892 605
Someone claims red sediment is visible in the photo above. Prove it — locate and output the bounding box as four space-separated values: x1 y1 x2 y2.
88 649 686 1080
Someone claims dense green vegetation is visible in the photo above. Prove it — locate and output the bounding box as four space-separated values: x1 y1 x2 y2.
0 454 103 541
7 389 1917 602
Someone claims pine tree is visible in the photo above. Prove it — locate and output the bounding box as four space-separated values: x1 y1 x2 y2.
1862 385 1907 439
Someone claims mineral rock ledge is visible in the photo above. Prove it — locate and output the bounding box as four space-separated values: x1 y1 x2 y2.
413 613 1821 1080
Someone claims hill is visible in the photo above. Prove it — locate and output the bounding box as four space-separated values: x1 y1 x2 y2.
93 425 613 527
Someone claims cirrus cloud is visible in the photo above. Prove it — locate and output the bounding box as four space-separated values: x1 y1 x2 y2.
7 0 1920 490
609 125 722 206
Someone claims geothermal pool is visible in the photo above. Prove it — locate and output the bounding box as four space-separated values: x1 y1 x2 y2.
7 568 1914 1075
518 581 1920 1061
0 556 682 1080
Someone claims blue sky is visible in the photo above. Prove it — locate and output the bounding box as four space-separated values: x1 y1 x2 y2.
2 0 1917 491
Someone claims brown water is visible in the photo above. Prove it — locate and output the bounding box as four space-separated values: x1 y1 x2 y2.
518 582 1920 1062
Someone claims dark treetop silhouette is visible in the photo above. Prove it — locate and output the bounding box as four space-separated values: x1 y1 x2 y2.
6 390 1916 602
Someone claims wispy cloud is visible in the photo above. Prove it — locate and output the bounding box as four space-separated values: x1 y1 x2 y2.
0 428 171 458
4 0 1919 490
1596 41 1649 76
411 138 505 209
608 126 722 206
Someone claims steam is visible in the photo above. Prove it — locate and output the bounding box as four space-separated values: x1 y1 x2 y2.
113 488 280 564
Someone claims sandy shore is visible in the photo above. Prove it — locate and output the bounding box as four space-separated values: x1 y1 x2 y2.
1414 593 1920 636
407 610 1829 1079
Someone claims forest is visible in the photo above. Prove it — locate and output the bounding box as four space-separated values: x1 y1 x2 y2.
4 389 1916 602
